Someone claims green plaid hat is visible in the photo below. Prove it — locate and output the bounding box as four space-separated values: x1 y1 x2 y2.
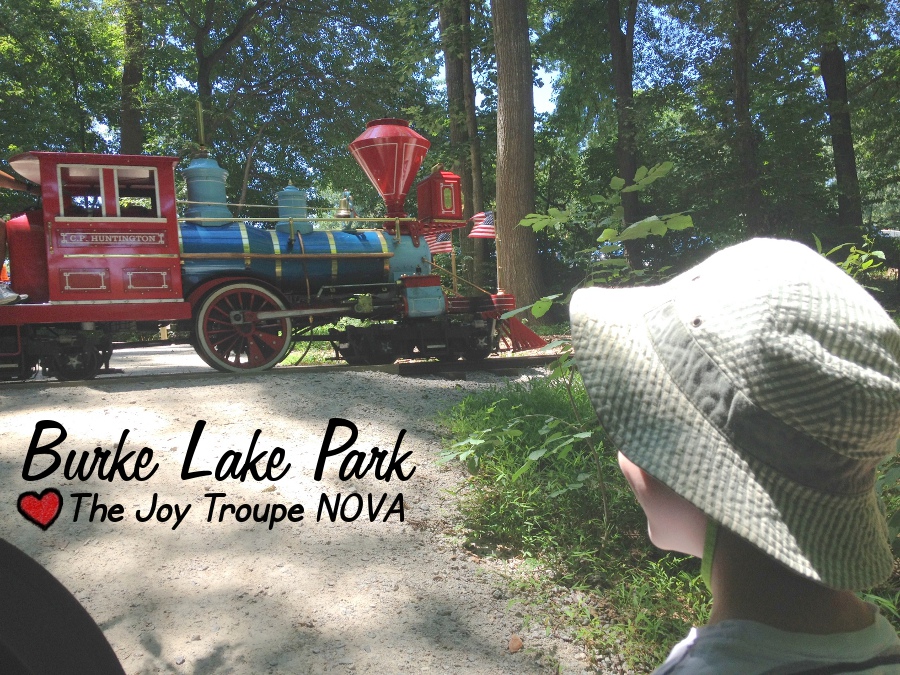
570 238 900 590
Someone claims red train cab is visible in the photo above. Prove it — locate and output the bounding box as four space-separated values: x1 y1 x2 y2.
1 153 191 379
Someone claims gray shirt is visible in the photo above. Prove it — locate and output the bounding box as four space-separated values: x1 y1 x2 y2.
655 608 900 674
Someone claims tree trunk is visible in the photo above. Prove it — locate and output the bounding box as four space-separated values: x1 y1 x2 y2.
459 0 487 288
491 0 544 307
820 41 863 238
731 0 772 237
606 0 642 267
238 122 269 210
120 0 144 154
439 1 473 286
184 0 273 144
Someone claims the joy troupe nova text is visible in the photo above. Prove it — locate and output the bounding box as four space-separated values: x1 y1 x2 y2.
20 418 411 530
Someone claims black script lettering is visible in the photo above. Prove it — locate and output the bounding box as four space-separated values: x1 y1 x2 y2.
182 423 291 482
65 430 157 482
23 422 157 482
203 492 303 529
316 492 404 523
22 421 66 480
313 420 414 483
135 492 190 530
181 421 212 480
70 492 124 522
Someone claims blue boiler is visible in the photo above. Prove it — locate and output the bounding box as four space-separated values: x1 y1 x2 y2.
178 222 432 295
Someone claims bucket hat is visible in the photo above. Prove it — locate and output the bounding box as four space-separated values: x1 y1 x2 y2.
570 238 900 590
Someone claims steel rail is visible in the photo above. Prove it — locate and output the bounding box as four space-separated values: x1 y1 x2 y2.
4 354 560 388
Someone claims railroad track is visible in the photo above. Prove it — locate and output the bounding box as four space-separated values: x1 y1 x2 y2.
6 353 561 388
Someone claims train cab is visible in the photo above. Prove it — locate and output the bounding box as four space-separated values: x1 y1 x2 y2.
6 152 188 305
1 153 192 380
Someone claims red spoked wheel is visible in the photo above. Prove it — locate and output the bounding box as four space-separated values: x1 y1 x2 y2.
194 282 293 373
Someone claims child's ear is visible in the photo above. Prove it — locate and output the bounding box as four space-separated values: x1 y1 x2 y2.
616 451 707 558
617 451 648 493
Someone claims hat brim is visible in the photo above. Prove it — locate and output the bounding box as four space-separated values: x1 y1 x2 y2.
570 282 893 590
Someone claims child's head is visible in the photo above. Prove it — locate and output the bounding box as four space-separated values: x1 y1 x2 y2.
570 238 900 590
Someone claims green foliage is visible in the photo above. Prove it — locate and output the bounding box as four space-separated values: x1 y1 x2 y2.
439 376 634 551
516 163 693 313
602 557 711 666
462 163 691 509
0 0 121 155
534 0 900 247
815 233 887 286
440 375 711 667
867 446 900 631
876 447 900 559
279 341 334 366
439 166 707 665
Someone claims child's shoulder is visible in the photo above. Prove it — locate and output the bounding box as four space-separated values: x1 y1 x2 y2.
654 613 900 675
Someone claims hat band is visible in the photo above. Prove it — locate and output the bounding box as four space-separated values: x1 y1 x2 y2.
645 301 873 496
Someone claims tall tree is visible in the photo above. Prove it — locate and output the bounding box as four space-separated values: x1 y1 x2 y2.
137 0 435 207
730 0 772 237
459 0 488 287
491 0 544 305
820 41 863 237
440 0 475 282
817 0 864 238
606 0 643 265
169 0 276 144
120 0 145 154
440 0 489 287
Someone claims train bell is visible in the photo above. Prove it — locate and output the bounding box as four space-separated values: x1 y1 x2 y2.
334 189 356 219
334 197 354 219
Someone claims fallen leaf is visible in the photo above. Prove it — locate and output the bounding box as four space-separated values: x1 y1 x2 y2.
508 634 523 653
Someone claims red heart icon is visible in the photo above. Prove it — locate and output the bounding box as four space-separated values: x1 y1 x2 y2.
18 489 63 530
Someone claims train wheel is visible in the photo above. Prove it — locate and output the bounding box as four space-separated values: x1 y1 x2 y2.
53 348 100 381
462 330 493 361
343 327 397 366
194 282 292 373
366 336 399 365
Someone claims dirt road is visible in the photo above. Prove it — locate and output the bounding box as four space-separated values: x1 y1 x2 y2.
1 358 594 674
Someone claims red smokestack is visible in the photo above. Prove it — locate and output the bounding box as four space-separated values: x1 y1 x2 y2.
348 119 430 218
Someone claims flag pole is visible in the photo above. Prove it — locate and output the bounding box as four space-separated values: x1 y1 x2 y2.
450 230 458 293
495 221 502 293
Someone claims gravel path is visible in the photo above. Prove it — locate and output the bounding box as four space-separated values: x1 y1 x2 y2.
0 359 596 674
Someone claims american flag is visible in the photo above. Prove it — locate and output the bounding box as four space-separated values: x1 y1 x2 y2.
424 231 453 254
468 211 495 238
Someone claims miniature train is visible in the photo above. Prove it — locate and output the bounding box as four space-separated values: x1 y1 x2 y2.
0 119 543 381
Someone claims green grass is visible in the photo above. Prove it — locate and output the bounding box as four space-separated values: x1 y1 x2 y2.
440 372 900 668
280 340 334 365
279 318 365 365
530 321 571 337
439 374 711 668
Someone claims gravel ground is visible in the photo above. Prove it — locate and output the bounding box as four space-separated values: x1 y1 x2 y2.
0 354 604 674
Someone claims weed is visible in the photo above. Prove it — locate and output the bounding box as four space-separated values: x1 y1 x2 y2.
280 340 334 365
440 375 713 668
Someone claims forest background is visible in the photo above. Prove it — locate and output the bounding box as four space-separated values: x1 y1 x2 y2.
2 0 899 311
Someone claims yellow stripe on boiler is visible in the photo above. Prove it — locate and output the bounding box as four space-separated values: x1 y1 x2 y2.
325 230 338 282
269 230 282 280
239 222 251 267
375 230 390 279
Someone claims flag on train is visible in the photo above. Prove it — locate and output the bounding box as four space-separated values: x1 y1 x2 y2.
468 211 495 238
424 231 453 254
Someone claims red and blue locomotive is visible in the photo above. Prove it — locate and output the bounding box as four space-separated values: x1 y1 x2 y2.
0 119 542 381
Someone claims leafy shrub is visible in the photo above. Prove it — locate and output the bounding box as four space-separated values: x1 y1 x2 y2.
440 374 712 666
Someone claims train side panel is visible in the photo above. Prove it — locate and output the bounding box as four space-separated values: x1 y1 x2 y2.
3 152 191 324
